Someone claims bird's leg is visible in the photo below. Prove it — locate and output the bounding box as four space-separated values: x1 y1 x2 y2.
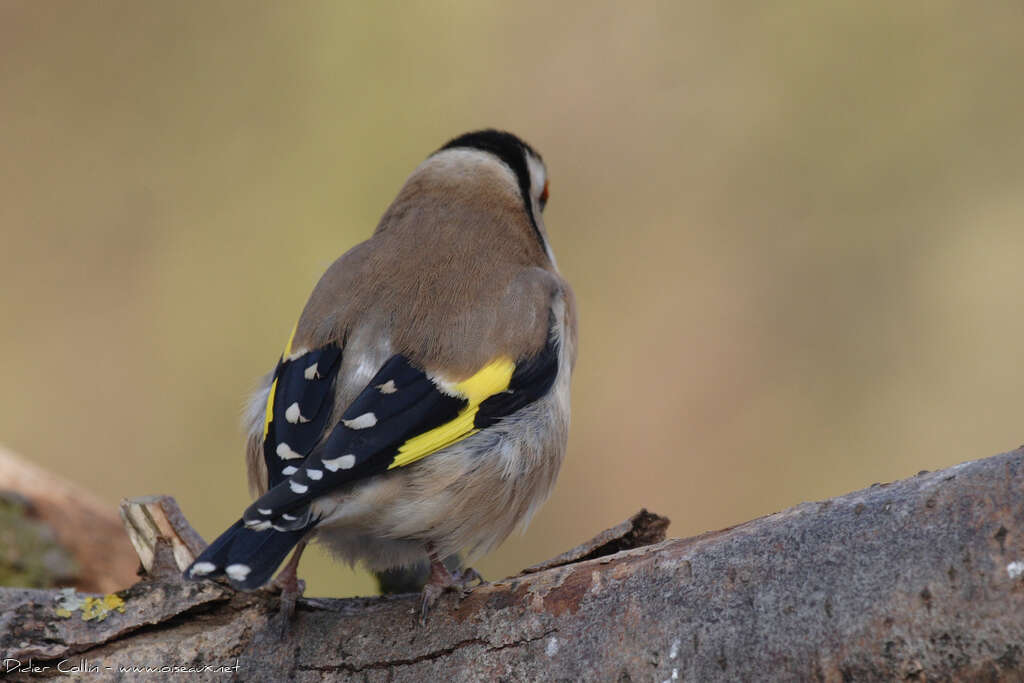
420 545 452 624
271 538 309 632
419 543 484 624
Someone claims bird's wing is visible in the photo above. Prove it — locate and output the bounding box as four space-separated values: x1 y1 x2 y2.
259 326 343 489
242 316 561 531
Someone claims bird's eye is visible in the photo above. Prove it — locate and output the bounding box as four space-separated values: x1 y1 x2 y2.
538 180 549 210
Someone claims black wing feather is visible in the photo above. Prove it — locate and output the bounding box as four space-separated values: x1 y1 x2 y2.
263 344 342 487
184 518 310 589
243 355 466 525
188 314 563 589
475 320 560 428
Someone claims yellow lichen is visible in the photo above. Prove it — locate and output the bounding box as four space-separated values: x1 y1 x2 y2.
54 588 127 621
80 593 126 621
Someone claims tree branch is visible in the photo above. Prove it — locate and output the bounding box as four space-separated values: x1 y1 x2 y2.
0 446 137 593
3 447 1024 680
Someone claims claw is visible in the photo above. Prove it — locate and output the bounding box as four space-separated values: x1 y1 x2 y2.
417 544 485 624
419 582 446 626
272 578 305 637
452 567 485 588
268 539 309 637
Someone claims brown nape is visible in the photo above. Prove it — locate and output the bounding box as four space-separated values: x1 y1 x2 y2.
291 153 562 378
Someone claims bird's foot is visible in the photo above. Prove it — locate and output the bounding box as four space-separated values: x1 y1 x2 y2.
418 549 485 625
451 566 486 594
266 540 309 637
271 575 306 615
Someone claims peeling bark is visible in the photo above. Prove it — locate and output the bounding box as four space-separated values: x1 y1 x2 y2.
3 448 1024 681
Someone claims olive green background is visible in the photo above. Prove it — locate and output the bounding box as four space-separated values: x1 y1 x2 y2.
3 2 1023 597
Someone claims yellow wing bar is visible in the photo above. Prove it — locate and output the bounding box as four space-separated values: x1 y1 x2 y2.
262 324 298 441
389 357 515 469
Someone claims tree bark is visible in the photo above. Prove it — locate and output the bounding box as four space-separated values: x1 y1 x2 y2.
0 446 138 593
3 447 1024 681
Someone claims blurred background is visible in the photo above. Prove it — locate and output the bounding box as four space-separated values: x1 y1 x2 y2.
2 1 1023 597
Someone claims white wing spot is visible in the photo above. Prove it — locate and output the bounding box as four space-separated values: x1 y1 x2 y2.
257 508 273 516
343 412 377 429
289 480 309 494
282 513 298 521
190 562 216 577
244 519 271 531
281 465 298 476
276 442 303 460
285 402 304 424
304 362 319 380
286 347 308 362
323 454 356 471
225 564 251 581
377 379 397 394
306 468 323 480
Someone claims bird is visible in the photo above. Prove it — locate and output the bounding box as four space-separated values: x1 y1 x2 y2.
184 129 577 621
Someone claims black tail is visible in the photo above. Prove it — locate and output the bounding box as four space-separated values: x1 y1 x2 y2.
184 519 312 590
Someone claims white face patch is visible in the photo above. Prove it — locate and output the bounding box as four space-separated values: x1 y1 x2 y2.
526 152 546 204
289 480 309 494
523 150 557 266
303 362 319 380
306 468 323 480
376 379 397 394
245 519 271 530
281 465 298 476
343 412 377 430
190 561 216 577
323 454 356 471
276 442 303 460
225 564 251 581
286 347 308 362
282 513 298 521
257 508 272 515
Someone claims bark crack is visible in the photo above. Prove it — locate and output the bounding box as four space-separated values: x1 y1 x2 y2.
296 628 558 674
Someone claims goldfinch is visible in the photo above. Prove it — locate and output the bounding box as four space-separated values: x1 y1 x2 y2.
185 130 576 617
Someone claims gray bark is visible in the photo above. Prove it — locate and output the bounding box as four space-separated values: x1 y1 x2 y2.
3 448 1024 681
